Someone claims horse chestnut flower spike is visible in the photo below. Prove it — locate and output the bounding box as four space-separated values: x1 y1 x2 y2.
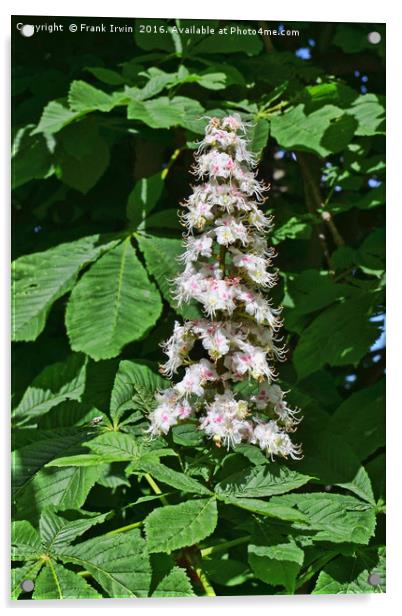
147 114 302 461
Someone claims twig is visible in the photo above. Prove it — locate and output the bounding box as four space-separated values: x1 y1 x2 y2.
200 535 251 558
298 152 345 249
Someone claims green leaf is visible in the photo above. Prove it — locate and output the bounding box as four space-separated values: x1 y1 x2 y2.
12 353 87 424
12 124 53 189
139 461 212 495
33 561 101 599
48 431 144 466
127 173 164 227
195 72 227 90
54 119 110 193
145 498 218 553
68 80 115 113
366 454 385 502
66 238 162 360
329 381 385 461
12 234 118 342
33 101 79 136
15 465 104 522
127 96 204 132
152 567 195 597
39 509 110 553
215 464 311 499
57 529 151 598
219 496 309 523
136 234 202 320
110 359 167 423
348 94 385 136
248 535 304 593
313 547 385 594
271 104 357 157
12 521 42 560
284 270 356 315
295 434 375 504
293 294 380 379
272 217 312 244
85 431 144 461
234 443 268 466
11 561 44 599
247 118 270 160
12 428 93 500
171 422 204 447
85 66 126 86
270 493 376 544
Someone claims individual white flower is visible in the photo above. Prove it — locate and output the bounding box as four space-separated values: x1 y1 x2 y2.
215 216 249 246
200 279 236 317
251 383 301 428
181 234 213 263
175 358 218 397
161 321 195 376
147 388 181 436
248 206 273 231
200 326 231 360
221 114 247 133
251 419 302 460
196 151 236 179
231 251 272 285
225 342 276 382
200 391 252 448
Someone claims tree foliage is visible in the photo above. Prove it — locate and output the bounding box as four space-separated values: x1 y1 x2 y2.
11 17 385 599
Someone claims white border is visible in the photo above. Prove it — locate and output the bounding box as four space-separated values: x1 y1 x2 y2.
2 0 400 613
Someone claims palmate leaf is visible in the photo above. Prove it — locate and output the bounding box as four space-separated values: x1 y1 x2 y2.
12 353 87 424
32 561 101 599
57 529 151 598
66 238 163 360
12 234 119 342
144 498 218 553
215 463 312 498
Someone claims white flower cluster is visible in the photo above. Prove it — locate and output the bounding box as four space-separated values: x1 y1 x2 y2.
148 114 302 461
